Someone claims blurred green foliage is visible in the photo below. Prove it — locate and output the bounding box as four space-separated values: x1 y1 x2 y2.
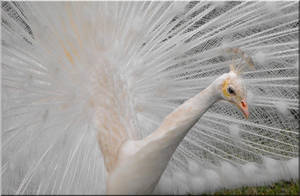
212 180 299 195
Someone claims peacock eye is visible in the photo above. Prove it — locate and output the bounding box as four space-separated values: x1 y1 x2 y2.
227 87 235 95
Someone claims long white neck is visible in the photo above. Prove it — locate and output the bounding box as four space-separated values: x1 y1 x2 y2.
145 82 219 148
107 82 220 194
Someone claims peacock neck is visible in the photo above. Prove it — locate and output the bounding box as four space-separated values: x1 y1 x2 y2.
144 83 219 147
136 83 220 188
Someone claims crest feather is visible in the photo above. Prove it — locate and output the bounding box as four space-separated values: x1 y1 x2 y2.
224 47 255 75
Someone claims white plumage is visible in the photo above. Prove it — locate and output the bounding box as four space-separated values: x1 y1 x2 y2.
1 1 298 194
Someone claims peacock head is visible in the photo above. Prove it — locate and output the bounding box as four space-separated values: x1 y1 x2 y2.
218 71 248 119
215 48 254 119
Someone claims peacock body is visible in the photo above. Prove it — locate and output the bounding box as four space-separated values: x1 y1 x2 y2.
1 1 299 194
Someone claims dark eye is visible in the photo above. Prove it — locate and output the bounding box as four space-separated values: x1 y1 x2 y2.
228 87 235 95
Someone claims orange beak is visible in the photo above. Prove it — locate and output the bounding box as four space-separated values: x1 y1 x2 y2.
239 98 249 119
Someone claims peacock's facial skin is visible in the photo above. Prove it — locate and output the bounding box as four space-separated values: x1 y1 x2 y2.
219 71 249 119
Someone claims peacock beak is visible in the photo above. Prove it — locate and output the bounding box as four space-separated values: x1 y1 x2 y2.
239 98 249 119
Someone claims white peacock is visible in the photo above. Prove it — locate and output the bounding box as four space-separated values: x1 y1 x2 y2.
1 1 298 194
